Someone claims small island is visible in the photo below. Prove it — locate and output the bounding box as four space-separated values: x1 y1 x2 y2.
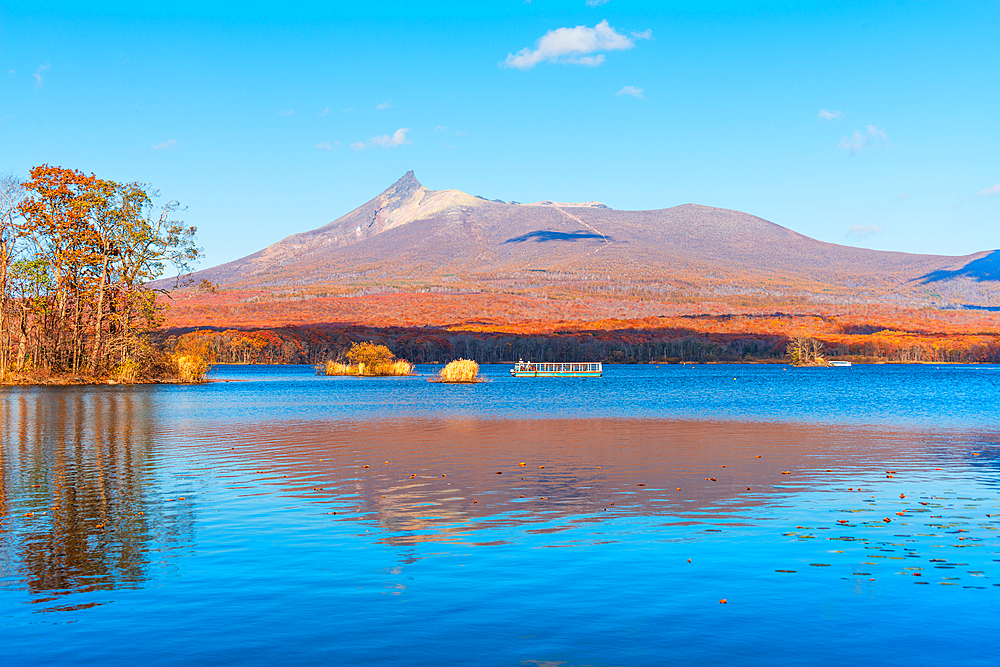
323 341 414 376
435 359 481 383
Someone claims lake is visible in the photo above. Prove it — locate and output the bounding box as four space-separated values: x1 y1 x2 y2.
2 363 998 666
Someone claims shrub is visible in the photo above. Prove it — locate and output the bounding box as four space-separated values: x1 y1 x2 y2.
438 359 479 383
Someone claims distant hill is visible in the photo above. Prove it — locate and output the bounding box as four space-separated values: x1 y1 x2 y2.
170 172 1000 312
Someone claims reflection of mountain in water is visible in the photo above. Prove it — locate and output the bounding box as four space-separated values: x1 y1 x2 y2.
0 389 192 610
207 417 946 552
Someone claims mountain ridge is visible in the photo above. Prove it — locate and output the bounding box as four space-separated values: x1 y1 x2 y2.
172 172 999 310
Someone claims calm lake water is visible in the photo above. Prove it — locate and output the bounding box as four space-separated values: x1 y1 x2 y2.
2 363 998 666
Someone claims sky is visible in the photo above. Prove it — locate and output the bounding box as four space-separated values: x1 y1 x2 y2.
1 0 998 269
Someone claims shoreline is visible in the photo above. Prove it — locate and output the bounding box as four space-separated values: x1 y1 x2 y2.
3 359 992 387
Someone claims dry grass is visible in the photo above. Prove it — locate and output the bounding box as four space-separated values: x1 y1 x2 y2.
324 361 353 375
175 354 210 382
324 358 414 376
437 359 480 383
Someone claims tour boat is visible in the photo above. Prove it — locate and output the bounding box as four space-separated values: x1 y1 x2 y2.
509 360 603 377
829 360 852 367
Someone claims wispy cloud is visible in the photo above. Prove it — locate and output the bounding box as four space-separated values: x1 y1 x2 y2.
435 125 468 137
352 128 411 150
615 85 644 99
315 142 333 151
977 183 1000 197
33 63 50 88
501 19 649 70
151 139 178 151
846 224 883 239
586 0 610 6
818 108 842 121
279 109 295 117
376 101 393 110
839 124 890 155
318 106 330 117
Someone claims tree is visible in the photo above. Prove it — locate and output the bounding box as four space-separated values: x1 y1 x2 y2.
6 164 200 380
786 336 825 366
0 172 25 377
344 341 396 368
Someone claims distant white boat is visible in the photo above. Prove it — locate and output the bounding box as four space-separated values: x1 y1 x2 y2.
829 360 852 367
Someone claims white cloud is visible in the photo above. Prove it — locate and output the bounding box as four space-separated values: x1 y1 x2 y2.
279 109 294 117
33 63 50 88
630 29 652 40
586 0 610 6
838 124 890 155
977 183 1000 197
315 142 333 151
818 108 842 120
318 107 330 117
376 101 393 110
371 128 411 148
616 85 644 99
151 139 178 151
501 20 648 70
352 128 411 150
846 224 883 239
454 129 468 137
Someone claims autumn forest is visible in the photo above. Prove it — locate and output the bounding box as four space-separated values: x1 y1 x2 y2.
0 166 199 382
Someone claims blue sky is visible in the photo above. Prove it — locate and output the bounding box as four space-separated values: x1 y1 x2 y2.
1 1 998 268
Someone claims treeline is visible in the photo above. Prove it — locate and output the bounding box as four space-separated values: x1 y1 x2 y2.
0 166 199 381
161 323 1000 366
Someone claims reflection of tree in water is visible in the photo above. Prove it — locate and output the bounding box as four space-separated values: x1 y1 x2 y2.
0 388 192 605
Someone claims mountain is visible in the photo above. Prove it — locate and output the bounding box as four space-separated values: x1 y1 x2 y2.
176 172 1000 310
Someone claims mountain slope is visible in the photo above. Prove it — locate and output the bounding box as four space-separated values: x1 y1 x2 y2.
179 172 999 309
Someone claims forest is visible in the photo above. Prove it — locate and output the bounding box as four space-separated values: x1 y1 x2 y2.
160 311 1000 368
0 166 199 382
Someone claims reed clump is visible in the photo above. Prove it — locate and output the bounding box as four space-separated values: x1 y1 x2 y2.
174 354 210 382
437 359 480 383
324 342 414 377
